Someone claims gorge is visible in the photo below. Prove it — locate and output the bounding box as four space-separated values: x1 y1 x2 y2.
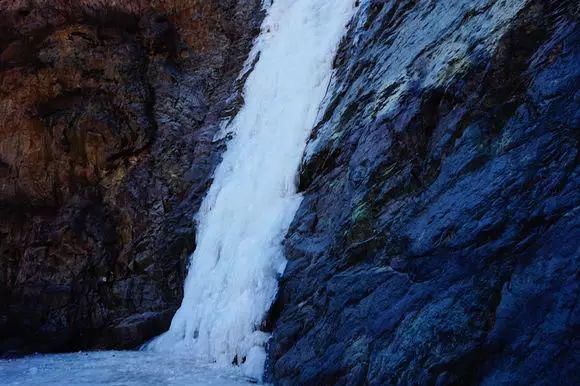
0 0 578 385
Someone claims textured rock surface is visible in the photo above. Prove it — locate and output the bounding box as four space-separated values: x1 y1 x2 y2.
1 0 578 384
270 0 579 384
0 0 263 355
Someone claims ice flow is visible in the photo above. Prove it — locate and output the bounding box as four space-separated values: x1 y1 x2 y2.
145 0 357 380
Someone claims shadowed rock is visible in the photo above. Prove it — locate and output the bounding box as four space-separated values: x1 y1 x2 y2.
270 0 579 384
0 0 263 355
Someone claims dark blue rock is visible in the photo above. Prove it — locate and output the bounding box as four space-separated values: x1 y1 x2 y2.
270 0 580 384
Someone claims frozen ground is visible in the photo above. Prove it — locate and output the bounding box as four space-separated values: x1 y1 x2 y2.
0 351 254 386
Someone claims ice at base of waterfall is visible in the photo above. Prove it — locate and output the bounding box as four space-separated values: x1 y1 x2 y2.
0 351 258 386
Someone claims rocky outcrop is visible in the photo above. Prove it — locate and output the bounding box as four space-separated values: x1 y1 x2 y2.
0 0 263 355
270 0 579 384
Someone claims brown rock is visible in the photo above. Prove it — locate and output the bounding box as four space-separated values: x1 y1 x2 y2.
0 0 263 355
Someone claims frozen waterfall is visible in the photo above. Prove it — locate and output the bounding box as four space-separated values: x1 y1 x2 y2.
145 0 357 381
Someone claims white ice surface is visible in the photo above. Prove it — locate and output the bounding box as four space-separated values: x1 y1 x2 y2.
0 351 253 386
145 0 356 381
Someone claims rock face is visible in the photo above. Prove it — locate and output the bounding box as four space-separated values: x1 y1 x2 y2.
270 0 579 384
1 0 578 384
0 0 263 354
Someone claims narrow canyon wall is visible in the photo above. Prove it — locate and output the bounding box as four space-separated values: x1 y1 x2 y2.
270 0 579 384
1 0 578 384
0 0 263 354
